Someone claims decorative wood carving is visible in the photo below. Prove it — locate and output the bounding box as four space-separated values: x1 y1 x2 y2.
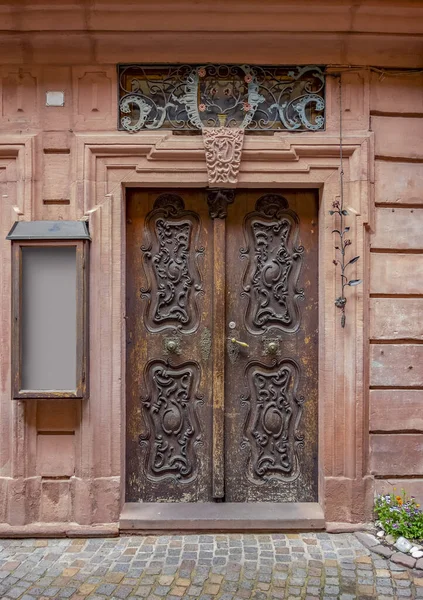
241 359 304 484
140 360 203 483
140 193 204 333
206 188 235 219
241 194 304 334
80 134 369 521
202 127 244 186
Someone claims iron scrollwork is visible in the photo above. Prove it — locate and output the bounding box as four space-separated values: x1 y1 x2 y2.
118 64 325 132
240 194 304 335
241 359 304 484
141 193 204 334
140 360 203 483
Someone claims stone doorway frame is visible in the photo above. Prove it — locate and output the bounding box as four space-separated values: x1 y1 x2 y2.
76 130 373 527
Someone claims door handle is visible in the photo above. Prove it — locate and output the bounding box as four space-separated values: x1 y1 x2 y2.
230 338 249 348
267 341 278 355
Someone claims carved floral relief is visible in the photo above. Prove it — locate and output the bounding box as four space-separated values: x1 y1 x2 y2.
241 359 304 484
140 193 204 334
240 194 304 334
140 360 203 483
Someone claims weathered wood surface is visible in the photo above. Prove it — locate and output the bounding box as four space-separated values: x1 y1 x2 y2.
212 216 226 500
370 72 423 114
370 434 423 476
375 161 423 206
370 345 423 387
224 191 319 503
370 390 423 432
371 254 423 294
372 116 423 159
125 190 214 503
372 208 423 249
370 298 423 340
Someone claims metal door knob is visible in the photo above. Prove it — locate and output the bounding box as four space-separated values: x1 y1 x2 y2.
267 341 278 354
165 339 178 353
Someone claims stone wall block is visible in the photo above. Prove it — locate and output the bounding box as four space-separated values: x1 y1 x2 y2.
36 434 75 478
325 70 370 133
39 67 73 131
370 434 423 476
372 115 423 159
372 207 423 249
35 131 76 220
73 67 115 130
370 390 423 432
7 478 26 525
370 72 423 114
0 69 38 129
40 480 71 523
0 477 8 522
370 298 423 340
92 478 121 524
370 345 423 387
375 161 423 205
24 476 42 523
371 254 423 294
42 152 71 200
375 478 423 506
324 476 373 523
71 477 93 525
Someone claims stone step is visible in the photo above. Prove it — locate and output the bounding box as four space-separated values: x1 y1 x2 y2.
120 502 325 532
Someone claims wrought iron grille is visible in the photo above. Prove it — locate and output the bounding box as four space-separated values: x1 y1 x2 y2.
118 64 325 133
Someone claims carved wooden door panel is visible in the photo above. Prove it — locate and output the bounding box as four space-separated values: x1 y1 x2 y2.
126 190 214 502
224 191 318 502
126 188 318 504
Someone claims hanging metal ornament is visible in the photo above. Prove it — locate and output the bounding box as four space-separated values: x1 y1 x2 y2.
330 77 362 328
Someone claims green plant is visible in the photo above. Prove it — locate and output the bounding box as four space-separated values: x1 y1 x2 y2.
374 489 423 541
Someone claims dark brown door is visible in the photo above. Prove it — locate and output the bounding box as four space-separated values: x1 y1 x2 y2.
126 189 318 503
126 190 214 502
225 192 318 502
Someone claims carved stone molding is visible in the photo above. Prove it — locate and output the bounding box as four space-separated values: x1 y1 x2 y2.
206 188 235 219
74 130 373 523
202 127 244 186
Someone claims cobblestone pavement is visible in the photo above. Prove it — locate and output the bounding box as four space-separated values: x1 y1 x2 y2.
1 533 423 600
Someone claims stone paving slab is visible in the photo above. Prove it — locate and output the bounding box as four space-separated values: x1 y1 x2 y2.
0 533 422 599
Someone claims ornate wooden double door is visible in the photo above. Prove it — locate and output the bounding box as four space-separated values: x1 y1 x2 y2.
126 188 318 503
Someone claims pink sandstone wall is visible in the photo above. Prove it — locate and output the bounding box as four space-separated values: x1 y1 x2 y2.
368 73 423 503
0 0 422 529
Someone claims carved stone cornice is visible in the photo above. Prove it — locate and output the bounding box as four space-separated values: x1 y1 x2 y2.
202 127 244 187
206 189 236 219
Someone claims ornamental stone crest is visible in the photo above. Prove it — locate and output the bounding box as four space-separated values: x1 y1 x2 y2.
202 127 244 186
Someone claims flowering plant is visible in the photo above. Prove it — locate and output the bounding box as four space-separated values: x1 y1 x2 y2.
375 489 423 541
